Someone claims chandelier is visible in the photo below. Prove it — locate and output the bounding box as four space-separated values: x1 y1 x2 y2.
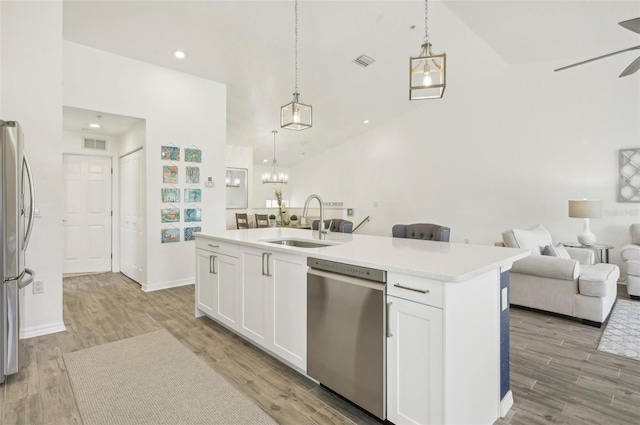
281 0 312 130
409 0 446 100
262 131 288 184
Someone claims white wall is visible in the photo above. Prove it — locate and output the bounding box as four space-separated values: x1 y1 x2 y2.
1 1 65 337
289 5 640 271
63 41 226 291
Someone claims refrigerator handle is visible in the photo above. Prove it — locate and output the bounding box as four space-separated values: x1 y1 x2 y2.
19 268 35 289
23 153 35 249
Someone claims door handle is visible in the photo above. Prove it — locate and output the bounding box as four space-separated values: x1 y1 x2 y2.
386 301 393 338
393 283 429 294
19 268 35 289
209 255 217 274
261 253 267 276
23 153 35 249
265 253 272 277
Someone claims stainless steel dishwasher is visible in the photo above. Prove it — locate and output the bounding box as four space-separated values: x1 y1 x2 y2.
307 257 387 420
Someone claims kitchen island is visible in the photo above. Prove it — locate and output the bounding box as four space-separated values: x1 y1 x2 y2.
194 228 528 425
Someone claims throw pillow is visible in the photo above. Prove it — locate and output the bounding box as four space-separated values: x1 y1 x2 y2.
503 224 553 255
542 245 558 257
554 243 571 259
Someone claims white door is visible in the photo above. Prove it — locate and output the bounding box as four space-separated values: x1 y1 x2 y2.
120 149 145 284
63 155 112 274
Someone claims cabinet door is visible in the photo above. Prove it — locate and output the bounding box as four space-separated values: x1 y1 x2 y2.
270 253 307 370
387 296 443 425
239 248 270 346
195 248 215 315
213 254 240 330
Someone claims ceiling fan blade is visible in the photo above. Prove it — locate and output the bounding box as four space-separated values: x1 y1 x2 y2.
554 45 640 72
620 17 640 34
620 56 640 77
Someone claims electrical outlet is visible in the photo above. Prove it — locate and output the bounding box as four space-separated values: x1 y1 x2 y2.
33 280 44 294
347 208 354 216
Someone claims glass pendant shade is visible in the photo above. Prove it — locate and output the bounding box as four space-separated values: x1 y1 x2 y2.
262 131 288 184
410 43 446 100
281 92 312 131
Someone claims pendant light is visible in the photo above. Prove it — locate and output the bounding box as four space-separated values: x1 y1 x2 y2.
262 131 289 184
281 0 312 130
409 0 446 100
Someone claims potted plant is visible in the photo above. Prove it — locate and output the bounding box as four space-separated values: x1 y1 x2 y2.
290 214 298 227
269 214 277 227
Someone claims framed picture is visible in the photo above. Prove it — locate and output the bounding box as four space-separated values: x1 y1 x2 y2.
185 207 202 222
226 167 248 209
161 188 180 203
161 228 180 243
163 165 178 184
186 166 200 184
185 148 202 163
184 188 202 203
184 226 202 241
161 145 180 161
161 207 180 223
619 148 640 202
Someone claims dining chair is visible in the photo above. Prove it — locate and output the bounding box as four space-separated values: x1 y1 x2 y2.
312 219 353 233
255 214 269 228
392 223 450 241
235 213 249 229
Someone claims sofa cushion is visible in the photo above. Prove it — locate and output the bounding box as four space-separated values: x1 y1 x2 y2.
578 264 619 297
626 261 640 277
502 224 552 255
621 243 640 261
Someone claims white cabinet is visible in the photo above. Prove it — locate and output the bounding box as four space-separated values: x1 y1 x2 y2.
195 239 240 331
239 247 307 370
387 295 443 425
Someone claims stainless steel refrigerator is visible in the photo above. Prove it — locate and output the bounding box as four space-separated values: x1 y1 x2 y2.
1 120 35 384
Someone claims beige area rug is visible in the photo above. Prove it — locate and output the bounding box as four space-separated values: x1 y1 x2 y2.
63 329 277 425
597 299 640 360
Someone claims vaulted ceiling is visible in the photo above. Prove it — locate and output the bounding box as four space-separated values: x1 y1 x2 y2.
62 1 640 165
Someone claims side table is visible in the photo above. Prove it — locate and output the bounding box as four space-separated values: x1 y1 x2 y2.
561 242 614 264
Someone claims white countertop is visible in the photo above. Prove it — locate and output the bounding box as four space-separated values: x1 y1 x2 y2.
196 228 529 283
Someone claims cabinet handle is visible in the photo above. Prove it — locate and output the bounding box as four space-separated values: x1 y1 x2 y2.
393 283 429 294
261 252 267 276
210 255 217 275
207 244 219 248
265 253 272 277
386 302 393 338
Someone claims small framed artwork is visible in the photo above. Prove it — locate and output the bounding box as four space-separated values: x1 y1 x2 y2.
161 145 180 161
163 165 178 184
161 188 180 203
226 168 248 209
185 207 202 222
161 228 180 243
184 188 202 203
186 166 200 184
184 226 202 241
185 148 202 163
160 206 180 223
619 148 640 202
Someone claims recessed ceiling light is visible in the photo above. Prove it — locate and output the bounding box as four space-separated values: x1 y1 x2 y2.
174 50 187 59
363 120 370 124
263 159 268 163
89 123 101 128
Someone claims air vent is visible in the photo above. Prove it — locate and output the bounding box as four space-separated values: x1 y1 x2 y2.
353 54 375 67
83 138 107 151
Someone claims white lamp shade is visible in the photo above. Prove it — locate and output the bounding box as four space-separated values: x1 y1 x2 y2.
568 200 602 218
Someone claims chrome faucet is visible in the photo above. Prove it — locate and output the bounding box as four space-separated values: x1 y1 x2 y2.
303 194 326 240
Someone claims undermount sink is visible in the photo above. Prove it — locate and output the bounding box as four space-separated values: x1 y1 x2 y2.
264 239 335 248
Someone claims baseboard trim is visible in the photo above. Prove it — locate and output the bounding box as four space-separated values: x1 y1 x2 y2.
20 321 66 339
142 278 194 292
500 390 514 417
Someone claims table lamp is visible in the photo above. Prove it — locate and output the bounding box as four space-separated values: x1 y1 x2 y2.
568 199 602 246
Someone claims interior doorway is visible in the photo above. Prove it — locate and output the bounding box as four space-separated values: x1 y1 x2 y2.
62 154 113 274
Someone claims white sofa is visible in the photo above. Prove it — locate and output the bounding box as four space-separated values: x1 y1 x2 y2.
501 224 620 327
619 223 640 300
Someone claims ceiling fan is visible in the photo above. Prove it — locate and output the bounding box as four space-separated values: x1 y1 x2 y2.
554 17 640 77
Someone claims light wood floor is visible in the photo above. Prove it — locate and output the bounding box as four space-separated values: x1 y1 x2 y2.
1 273 639 425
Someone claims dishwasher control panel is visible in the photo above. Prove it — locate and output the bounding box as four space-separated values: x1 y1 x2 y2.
307 257 386 283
